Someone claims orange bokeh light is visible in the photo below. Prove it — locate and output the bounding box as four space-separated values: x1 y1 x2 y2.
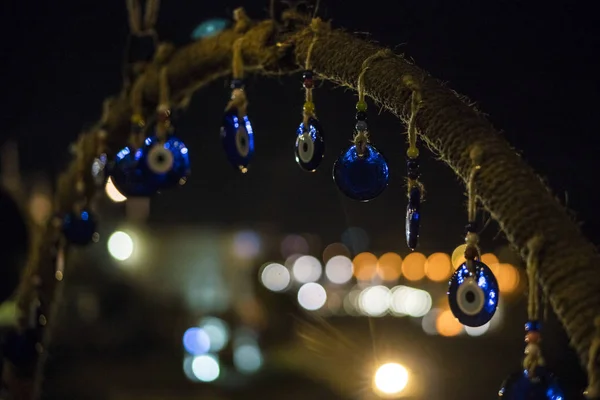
451 244 467 269
425 253 452 282
436 309 463 337
481 253 499 266
377 252 402 281
401 252 426 281
323 242 351 264
353 252 378 281
489 263 520 293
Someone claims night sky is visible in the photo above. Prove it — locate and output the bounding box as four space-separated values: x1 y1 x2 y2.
2 0 600 397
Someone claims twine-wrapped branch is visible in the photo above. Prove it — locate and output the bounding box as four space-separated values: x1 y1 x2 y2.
9 8 600 398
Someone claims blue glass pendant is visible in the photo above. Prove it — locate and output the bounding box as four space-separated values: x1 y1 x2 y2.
221 108 255 173
191 18 229 40
62 210 97 246
499 367 564 400
333 144 389 201
448 260 499 327
142 135 190 190
295 118 325 172
109 146 157 197
406 185 421 250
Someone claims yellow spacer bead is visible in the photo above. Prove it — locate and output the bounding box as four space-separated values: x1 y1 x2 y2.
131 113 145 126
356 100 368 112
406 147 419 159
303 101 315 114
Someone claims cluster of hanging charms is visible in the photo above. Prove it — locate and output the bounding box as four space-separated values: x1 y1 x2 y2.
333 54 389 201
221 37 255 173
447 147 499 327
404 77 423 250
110 68 190 196
499 237 564 399
295 24 324 172
62 137 98 246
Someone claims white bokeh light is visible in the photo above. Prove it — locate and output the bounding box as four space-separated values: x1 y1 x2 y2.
233 343 263 374
465 321 491 337
359 286 391 317
191 354 220 382
374 363 409 395
297 282 327 311
260 263 290 292
389 285 432 317
105 177 127 202
325 255 354 284
292 255 323 283
199 317 229 352
107 231 134 261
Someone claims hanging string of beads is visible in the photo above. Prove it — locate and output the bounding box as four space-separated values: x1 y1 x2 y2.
447 146 499 327
498 236 564 399
333 50 392 201
295 19 325 172
221 25 255 173
124 0 161 83
403 75 424 251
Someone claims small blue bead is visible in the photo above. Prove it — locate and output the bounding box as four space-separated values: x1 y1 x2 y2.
302 70 313 80
525 320 541 332
498 367 564 400
355 111 367 121
62 210 97 246
230 79 244 89
465 222 478 233
355 120 368 132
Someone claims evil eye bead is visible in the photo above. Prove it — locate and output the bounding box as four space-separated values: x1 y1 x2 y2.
333 144 389 202
448 260 499 327
406 185 421 250
221 108 255 173
295 118 325 172
498 366 564 399
109 146 157 197
143 135 191 190
62 210 97 246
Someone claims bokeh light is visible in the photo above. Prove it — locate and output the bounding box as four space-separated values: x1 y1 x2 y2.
191 18 229 39
199 317 229 352
424 252 452 282
182 327 210 355
389 286 432 317
260 263 290 292
292 255 322 283
489 263 520 293
233 343 263 374
373 363 409 396
377 252 402 281
359 285 390 317
421 308 442 335
465 321 491 337
281 234 309 258
297 282 327 311
481 253 499 266
105 177 127 202
436 309 464 337
191 354 220 382
29 192 52 225
107 231 134 261
401 252 426 281
353 252 378 281
233 230 261 259
325 255 354 284
322 242 351 264
451 244 467 269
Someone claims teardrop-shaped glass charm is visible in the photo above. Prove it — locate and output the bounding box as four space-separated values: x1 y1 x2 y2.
62 209 97 246
109 146 158 197
221 108 255 173
498 367 564 399
333 144 389 201
143 134 190 190
406 185 421 250
295 118 325 172
447 260 499 327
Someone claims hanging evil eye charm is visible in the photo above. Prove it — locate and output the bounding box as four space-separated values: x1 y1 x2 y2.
109 146 157 197
333 144 389 201
221 108 255 173
498 366 564 400
448 260 499 327
295 118 325 172
62 210 97 246
143 135 190 189
91 153 108 187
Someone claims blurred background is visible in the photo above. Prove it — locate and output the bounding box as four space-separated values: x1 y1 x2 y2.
1 0 599 399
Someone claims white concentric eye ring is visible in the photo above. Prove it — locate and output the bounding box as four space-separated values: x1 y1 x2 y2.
456 278 485 316
147 145 174 174
297 133 315 163
235 127 250 157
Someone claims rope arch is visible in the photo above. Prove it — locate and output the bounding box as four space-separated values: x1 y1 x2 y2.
7 9 600 399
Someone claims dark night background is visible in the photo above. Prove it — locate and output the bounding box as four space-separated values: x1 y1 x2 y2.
1 0 600 399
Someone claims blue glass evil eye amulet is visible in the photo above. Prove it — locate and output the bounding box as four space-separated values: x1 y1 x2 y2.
406 185 421 250
295 118 325 172
448 260 499 327
143 135 190 189
333 144 389 202
221 108 255 173
62 210 97 246
499 367 564 400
